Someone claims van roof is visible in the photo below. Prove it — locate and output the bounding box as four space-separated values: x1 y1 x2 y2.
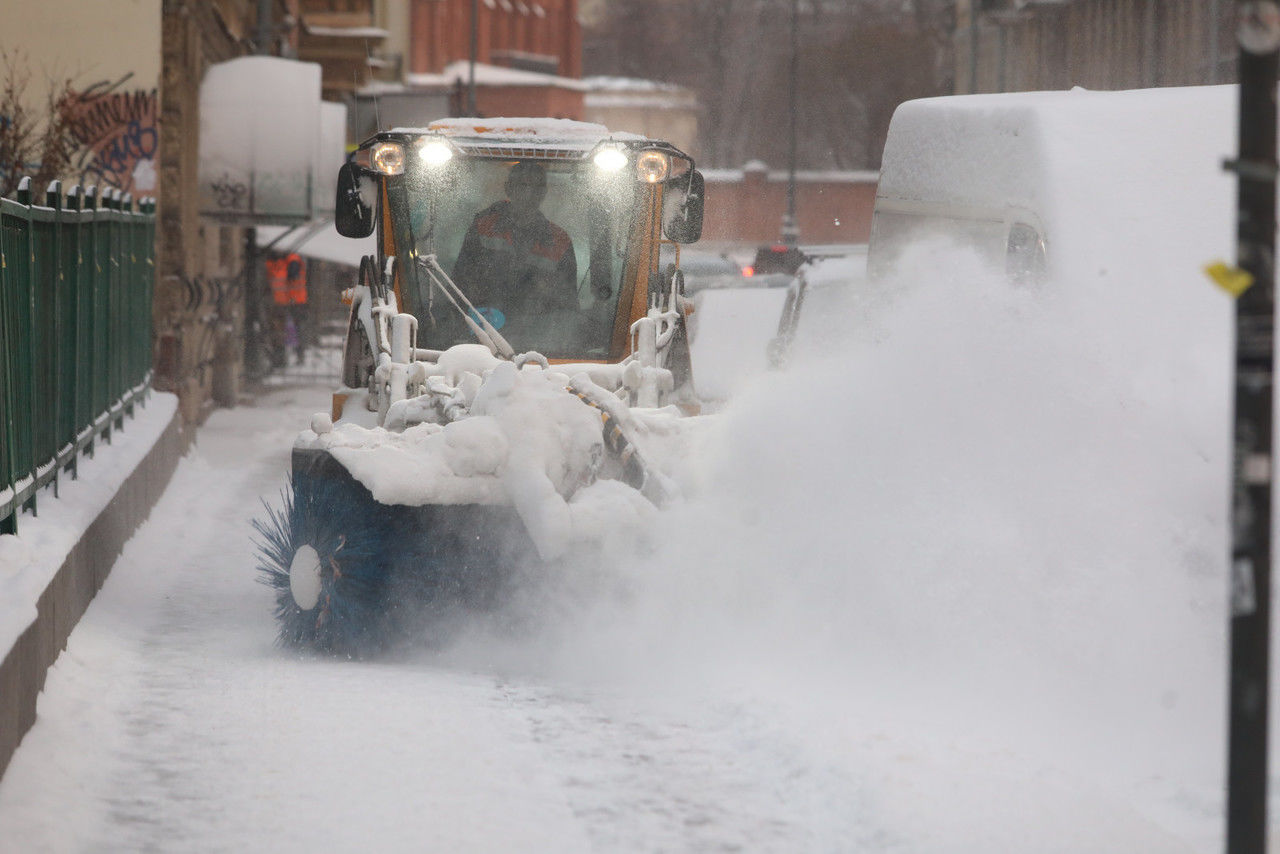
878 85 1233 217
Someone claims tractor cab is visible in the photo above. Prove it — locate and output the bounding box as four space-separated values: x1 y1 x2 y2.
335 119 704 393
267 120 708 652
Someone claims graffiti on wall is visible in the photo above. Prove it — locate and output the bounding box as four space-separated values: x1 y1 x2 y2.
64 73 158 197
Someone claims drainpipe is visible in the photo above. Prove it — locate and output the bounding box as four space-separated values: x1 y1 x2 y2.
781 0 799 245
256 0 272 54
245 0 274 381
468 0 478 115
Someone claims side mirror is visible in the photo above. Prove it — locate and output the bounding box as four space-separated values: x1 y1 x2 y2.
335 161 375 238
663 170 704 244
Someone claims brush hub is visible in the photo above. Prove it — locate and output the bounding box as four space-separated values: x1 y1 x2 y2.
289 545 323 611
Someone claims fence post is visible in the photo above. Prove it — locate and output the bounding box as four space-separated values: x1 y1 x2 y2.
122 192 137 418
16 178 37 519
88 185 107 447
109 189 124 431
46 180 63 499
0 188 15 534
67 185 84 480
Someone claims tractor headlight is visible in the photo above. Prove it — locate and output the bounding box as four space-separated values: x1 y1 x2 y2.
636 150 669 183
593 145 628 173
418 138 453 167
371 141 405 175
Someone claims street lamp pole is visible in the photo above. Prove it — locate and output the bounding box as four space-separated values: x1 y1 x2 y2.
245 0 275 381
468 0 479 116
1225 4 1280 852
782 0 799 245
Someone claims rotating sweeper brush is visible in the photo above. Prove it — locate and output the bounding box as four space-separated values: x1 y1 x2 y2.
254 468 394 654
255 119 710 653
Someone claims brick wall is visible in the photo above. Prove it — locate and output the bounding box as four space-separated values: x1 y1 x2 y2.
475 84 584 120
702 163 878 246
411 0 580 77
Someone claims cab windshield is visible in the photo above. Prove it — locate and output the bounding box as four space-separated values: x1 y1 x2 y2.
404 157 639 360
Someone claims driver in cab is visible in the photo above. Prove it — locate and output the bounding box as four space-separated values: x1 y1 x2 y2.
451 160 578 314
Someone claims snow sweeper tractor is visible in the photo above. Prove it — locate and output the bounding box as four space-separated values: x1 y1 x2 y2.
255 119 708 652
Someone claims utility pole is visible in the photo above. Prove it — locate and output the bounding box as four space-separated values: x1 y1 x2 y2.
781 0 799 245
256 0 272 56
969 0 979 94
468 0 479 116
244 0 274 381
1226 4 1280 853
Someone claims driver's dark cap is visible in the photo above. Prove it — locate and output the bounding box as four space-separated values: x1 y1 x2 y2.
506 160 547 191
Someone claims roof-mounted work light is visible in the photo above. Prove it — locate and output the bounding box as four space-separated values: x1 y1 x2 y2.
593 145 628 173
418 138 454 167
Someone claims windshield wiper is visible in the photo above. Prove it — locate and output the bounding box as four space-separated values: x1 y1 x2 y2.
416 254 516 359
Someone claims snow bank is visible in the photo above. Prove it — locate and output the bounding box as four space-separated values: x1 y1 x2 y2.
0 394 179 657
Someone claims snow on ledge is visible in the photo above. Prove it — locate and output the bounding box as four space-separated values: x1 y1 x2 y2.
0 393 179 659
406 61 590 92
304 25 390 39
702 167 880 184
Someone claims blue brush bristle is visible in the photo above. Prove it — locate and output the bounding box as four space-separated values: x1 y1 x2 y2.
254 454 543 655
253 473 394 655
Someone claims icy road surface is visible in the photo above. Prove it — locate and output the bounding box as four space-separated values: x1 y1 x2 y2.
0 253 1241 852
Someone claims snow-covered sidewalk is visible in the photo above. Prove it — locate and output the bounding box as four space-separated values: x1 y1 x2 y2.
0 386 867 851
0 265 1242 850
0 392 179 661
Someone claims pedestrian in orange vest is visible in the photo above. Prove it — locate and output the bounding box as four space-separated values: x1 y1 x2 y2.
265 253 308 366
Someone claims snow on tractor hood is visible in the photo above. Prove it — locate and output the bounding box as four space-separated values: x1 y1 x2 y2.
409 117 647 148
295 347 714 560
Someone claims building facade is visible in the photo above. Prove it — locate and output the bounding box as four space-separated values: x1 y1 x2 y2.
955 0 1235 94
343 0 588 131
0 0 374 424
582 77 698 160
408 0 580 78
0 0 260 423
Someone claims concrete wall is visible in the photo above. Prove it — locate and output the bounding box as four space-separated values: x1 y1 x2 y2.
702 163 878 246
0 0 161 197
374 0 412 80
0 403 189 780
583 101 698 161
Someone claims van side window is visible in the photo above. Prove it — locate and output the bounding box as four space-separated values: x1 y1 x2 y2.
1006 223 1046 286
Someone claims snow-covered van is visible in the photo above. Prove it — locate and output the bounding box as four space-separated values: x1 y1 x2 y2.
867 85 1242 456
868 85 1236 292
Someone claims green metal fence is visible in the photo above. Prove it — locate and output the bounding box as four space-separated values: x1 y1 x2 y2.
0 178 156 535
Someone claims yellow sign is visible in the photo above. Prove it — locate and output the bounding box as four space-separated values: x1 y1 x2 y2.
1205 260 1255 297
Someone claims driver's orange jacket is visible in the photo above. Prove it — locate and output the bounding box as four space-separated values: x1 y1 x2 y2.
451 201 577 312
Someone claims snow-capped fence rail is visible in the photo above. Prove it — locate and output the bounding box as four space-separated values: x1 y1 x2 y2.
0 178 156 535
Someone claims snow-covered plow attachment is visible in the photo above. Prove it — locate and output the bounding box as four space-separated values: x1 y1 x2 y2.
255 119 707 653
